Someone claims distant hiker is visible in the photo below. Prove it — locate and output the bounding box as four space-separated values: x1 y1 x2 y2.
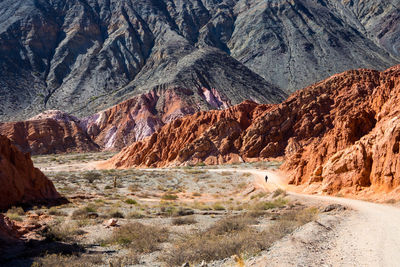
265 175 268 182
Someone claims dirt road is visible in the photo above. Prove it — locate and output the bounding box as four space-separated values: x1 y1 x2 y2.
210 168 400 267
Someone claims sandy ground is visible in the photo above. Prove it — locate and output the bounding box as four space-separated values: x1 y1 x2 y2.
210 168 400 267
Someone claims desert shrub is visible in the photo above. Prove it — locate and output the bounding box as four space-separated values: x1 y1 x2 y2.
83 172 102 183
272 188 286 198
128 211 145 219
172 216 197 226
125 199 138 205
162 215 264 265
6 207 25 221
161 194 178 201
108 210 124 218
192 192 202 197
48 207 67 216
43 221 83 242
108 251 140 266
7 206 25 215
163 207 318 265
109 223 168 253
184 169 206 174
7 213 23 222
212 203 226 211
252 197 288 210
71 205 97 219
31 254 103 267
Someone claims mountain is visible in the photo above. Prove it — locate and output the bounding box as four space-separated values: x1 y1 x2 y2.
0 135 62 209
0 0 399 121
103 65 400 196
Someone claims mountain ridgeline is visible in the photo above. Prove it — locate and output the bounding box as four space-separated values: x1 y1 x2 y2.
0 0 399 121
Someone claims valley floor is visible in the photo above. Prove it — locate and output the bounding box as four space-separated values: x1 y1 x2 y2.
2 153 399 266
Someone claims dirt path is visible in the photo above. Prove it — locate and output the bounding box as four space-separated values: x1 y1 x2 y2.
209 168 400 267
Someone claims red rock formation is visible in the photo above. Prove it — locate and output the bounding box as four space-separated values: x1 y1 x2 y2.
104 65 400 196
0 87 232 154
0 110 99 155
103 100 272 168
0 214 20 244
0 135 62 209
81 87 201 150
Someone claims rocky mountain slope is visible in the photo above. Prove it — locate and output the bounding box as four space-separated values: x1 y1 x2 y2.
104 65 400 196
0 135 62 209
1 0 399 121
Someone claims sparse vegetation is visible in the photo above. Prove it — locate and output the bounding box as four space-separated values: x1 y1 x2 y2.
109 222 169 253
172 216 198 225
272 188 287 198
161 194 179 201
125 199 138 205
43 221 83 242
25 153 324 267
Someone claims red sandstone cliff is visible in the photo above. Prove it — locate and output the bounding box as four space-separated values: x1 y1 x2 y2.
0 110 99 155
0 135 62 209
104 65 400 196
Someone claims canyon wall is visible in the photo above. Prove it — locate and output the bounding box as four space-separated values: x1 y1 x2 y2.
105 65 400 196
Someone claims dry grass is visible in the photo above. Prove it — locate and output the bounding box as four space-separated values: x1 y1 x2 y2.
272 188 287 198
162 208 318 265
31 254 104 267
71 205 97 220
161 215 262 265
172 216 198 225
6 206 25 221
252 197 288 210
109 222 169 253
43 221 83 242
161 194 179 200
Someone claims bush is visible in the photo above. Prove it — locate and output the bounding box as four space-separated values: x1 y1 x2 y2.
7 206 25 215
162 216 263 265
172 216 197 226
212 203 226 211
128 211 145 219
108 210 124 218
272 188 286 198
31 254 103 267
48 207 67 216
109 223 169 253
253 197 288 210
161 194 178 201
125 199 138 205
83 171 102 183
43 221 83 242
162 208 318 265
71 205 97 219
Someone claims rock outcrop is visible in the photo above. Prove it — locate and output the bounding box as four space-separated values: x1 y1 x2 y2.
0 215 20 245
0 135 62 209
105 65 400 196
0 0 398 121
0 110 99 155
